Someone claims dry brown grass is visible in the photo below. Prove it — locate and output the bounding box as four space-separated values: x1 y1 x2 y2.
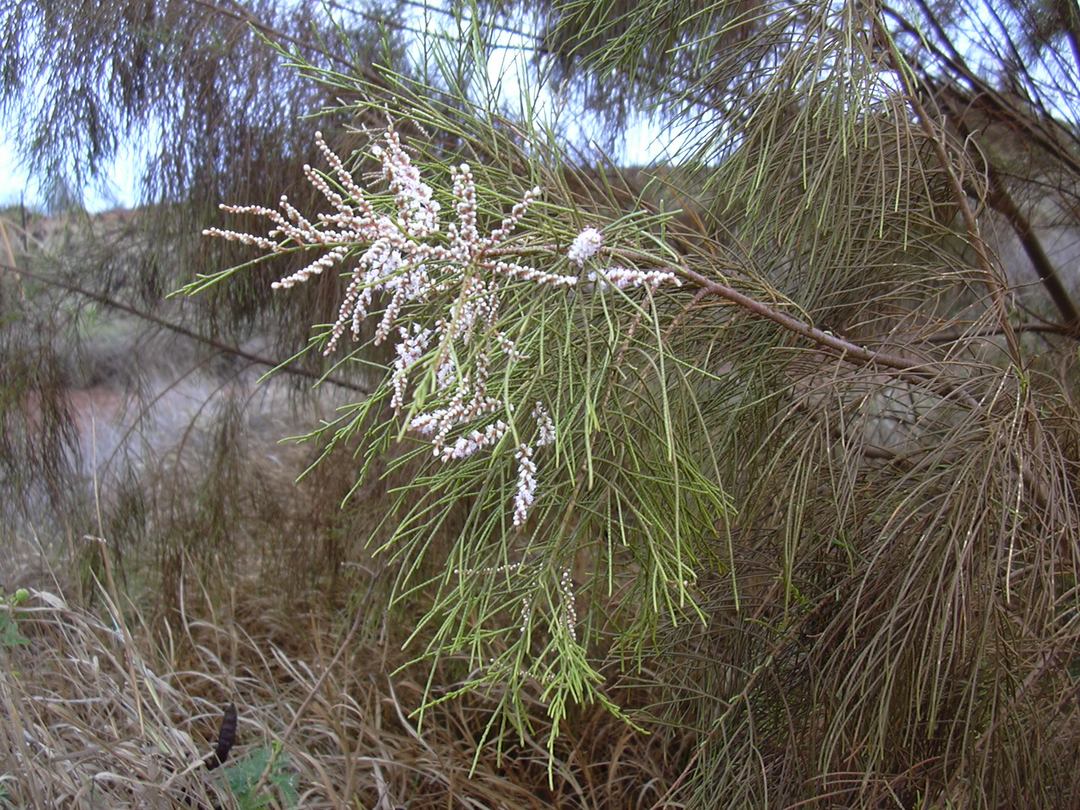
0 545 684 810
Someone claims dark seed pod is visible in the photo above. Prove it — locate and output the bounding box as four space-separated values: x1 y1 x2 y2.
204 703 237 771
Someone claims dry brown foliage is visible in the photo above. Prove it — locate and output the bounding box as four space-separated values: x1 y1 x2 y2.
0 567 685 810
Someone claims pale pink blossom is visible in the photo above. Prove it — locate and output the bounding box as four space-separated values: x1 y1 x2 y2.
568 227 603 266
587 266 682 290
441 420 509 461
533 402 555 446
391 325 433 411
205 123 594 532
512 444 537 527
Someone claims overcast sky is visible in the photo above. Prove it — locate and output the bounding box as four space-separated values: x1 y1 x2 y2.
0 127 143 211
0 1 692 214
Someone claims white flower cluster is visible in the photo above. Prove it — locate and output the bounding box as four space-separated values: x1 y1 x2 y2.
586 266 682 290
391 324 432 411
205 124 579 528
565 226 681 291
567 226 603 265
205 126 684 534
533 402 555 447
513 444 537 527
204 127 577 357
559 567 578 642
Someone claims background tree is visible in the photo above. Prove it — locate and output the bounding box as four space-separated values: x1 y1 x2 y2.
0 0 415 600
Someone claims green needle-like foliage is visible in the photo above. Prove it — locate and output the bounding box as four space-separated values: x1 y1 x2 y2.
194 73 735 739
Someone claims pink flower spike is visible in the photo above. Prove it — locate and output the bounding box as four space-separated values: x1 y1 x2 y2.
512 444 538 527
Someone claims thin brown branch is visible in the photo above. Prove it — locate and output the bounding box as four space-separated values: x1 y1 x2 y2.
1 262 369 395
605 246 1055 513
605 246 983 411
986 165 1080 329
926 322 1073 343
937 91 1080 333
1062 0 1080 92
883 1 1080 177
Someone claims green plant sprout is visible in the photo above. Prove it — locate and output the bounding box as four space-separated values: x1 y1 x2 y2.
221 742 299 810
0 589 30 651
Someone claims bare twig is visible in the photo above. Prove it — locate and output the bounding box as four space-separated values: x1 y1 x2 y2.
0 261 370 394
926 322 1072 343
936 88 1080 334
184 0 381 79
